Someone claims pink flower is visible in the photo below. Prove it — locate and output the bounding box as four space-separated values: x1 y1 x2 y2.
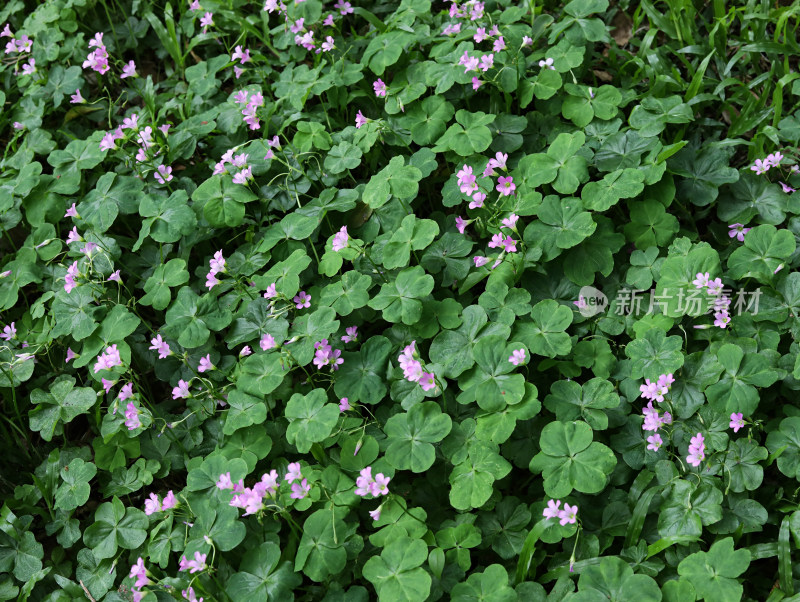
285 462 303 483
332 226 349 251
419 372 436 391
373 79 387 97
20 58 36 76
199 12 214 32
70 89 85 104
542 499 561 519
370 473 391 496
730 412 745 433
355 110 367 129
455 216 469 234
501 213 519 230
473 256 489 267
240 346 252 357
750 158 770 175
94 344 122 373
129 558 150 588
321 35 335 52
501 236 517 253
780 181 795 193
263 283 277 299
646 433 663 451
1 322 16 341
496 176 516 196
686 432 705 467
290 478 311 499
162 490 177 510
558 503 577 526
179 552 207 574
118 383 134 401
216 472 233 490
198 355 214 372
232 166 252 184
99 132 116 151
369 506 382 521
341 326 358 343
539 57 555 70
293 291 311 309
493 36 506 52
457 165 477 194
509 349 526 365
692 272 710 289
714 311 731 328
144 493 161 515
260 333 276 350
154 165 173 184
355 467 374 496
339 397 351 411
728 223 750 242
120 60 137 79
65 348 77 363
172 379 190 399
706 277 724 296
335 0 353 14
766 151 784 167
124 402 141 430
231 45 251 64
102 378 116 394
108 270 121 283
205 271 220 290
149 335 171 359
472 77 482 90
522 35 533 47
479 54 494 72
469 192 486 209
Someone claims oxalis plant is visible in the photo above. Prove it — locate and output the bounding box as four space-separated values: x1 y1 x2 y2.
2 0 800 599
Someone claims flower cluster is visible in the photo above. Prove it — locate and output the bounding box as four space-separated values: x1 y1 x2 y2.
355 466 390 497
234 89 264 130
124 402 141 430
686 432 706 467
94 345 122 373
212 148 251 185
206 250 226 290
398 341 436 391
264 135 281 160
640 373 675 403
542 499 578 526
231 45 250 78
313 339 343 371
144 491 177 515
750 151 784 175
64 261 80 293
83 32 110 74
640 373 674 447
149 335 172 359
219 462 312 516
693 272 731 328
129 558 150 601
2 25 35 77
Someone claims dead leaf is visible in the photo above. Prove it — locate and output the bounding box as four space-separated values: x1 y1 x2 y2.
612 10 633 47
593 70 613 82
